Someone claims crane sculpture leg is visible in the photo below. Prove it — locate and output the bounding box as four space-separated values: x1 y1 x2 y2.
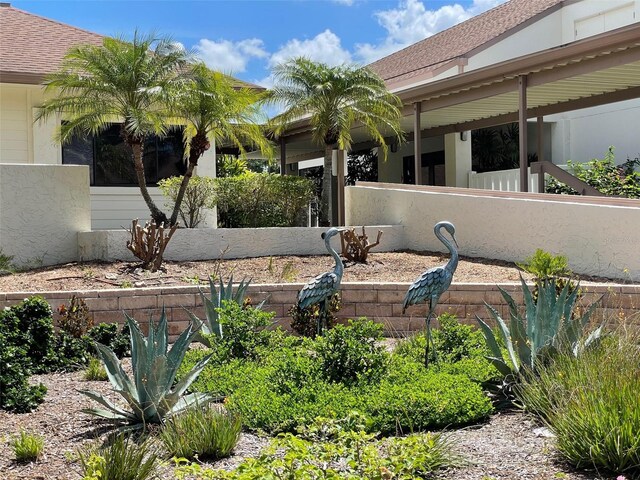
317 298 328 336
424 299 438 367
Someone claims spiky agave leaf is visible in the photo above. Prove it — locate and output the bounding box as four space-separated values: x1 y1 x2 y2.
82 310 212 426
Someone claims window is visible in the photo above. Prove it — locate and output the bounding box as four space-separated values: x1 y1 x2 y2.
62 124 186 186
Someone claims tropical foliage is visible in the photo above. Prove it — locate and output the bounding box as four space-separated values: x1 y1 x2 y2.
476 277 602 377
268 58 403 225
80 310 213 425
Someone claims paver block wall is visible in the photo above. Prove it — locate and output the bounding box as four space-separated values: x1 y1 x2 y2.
1 282 638 341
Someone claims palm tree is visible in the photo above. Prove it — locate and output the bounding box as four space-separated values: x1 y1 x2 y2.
168 63 273 227
36 32 192 226
268 58 403 225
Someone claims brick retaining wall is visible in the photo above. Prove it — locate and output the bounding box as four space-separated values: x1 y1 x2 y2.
1 282 638 340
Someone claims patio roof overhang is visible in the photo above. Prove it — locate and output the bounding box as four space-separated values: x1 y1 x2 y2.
279 22 640 163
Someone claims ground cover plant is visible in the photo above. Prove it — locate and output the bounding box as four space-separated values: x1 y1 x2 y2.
517 332 640 477
182 315 494 436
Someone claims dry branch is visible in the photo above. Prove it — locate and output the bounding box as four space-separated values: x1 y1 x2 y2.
126 219 177 272
340 226 383 263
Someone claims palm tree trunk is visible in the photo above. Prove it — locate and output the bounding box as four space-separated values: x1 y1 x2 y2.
321 146 333 226
131 141 168 226
170 153 198 227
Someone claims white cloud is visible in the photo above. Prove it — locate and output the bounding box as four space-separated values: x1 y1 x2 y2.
268 29 352 68
195 38 268 73
355 0 506 64
332 0 355 5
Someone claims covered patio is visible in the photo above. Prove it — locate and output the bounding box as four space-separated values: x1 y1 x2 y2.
276 22 640 224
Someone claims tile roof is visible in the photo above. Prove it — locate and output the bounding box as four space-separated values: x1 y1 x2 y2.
368 0 563 88
0 3 104 83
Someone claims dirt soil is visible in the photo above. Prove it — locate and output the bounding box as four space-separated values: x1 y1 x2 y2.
0 251 629 293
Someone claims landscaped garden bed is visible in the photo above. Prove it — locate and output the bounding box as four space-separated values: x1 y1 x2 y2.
1 253 638 480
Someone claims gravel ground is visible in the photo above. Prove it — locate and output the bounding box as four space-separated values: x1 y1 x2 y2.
0 251 627 294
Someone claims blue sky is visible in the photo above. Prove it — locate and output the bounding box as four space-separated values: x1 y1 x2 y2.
12 0 505 86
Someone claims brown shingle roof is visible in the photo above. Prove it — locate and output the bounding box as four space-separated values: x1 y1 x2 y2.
368 0 563 88
0 3 104 83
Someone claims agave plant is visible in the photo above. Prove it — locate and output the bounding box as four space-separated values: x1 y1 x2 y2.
191 276 264 347
80 309 213 425
476 276 602 376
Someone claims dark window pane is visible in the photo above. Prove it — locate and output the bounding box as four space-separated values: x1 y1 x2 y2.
95 124 136 186
62 123 185 186
62 134 94 184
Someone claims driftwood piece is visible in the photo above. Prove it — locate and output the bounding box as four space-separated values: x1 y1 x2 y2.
339 226 383 263
126 219 177 272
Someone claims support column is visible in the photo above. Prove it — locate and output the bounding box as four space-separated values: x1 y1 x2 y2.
518 75 528 192
413 102 422 185
279 137 286 176
336 149 345 226
537 116 545 194
444 131 472 187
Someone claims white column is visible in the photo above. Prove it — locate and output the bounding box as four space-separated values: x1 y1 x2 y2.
444 132 472 188
31 108 61 164
194 140 217 228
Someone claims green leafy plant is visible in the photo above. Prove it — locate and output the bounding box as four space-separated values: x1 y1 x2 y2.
476 277 602 377
174 418 459 479
0 334 47 412
315 318 389 385
57 295 93 338
160 405 241 460
289 293 341 338
84 357 108 381
206 301 276 362
191 276 265 347
517 249 571 282
86 322 131 359
11 430 44 463
214 172 315 227
517 333 640 475
78 434 159 480
80 310 213 426
0 248 15 274
158 175 216 228
546 148 640 198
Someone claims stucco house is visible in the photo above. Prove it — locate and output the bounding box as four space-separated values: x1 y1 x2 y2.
0 2 220 230
281 0 640 200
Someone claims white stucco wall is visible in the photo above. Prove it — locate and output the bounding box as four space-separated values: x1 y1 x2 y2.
0 164 91 267
346 184 640 281
78 225 406 262
562 0 638 42
547 99 640 164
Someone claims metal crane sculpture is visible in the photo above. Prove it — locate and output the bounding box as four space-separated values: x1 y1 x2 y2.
297 227 346 336
403 221 459 367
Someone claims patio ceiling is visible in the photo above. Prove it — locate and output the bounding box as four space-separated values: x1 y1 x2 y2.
280 21 640 162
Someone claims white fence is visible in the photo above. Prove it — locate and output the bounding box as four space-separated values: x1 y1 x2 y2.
468 165 573 193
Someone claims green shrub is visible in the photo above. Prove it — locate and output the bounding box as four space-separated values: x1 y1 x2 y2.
207 301 276 362
78 434 159 480
0 330 47 412
546 148 640 198
11 430 44 463
315 318 389 385
517 334 640 476
86 322 130 358
174 420 459 479
1 296 56 372
160 405 241 460
214 172 315 227
158 175 216 228
0 248 15 274
84 357 108 381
